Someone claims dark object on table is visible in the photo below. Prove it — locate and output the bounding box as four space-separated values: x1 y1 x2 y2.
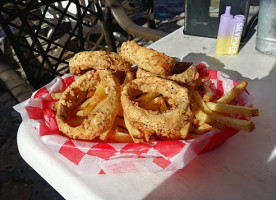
184 0 251 38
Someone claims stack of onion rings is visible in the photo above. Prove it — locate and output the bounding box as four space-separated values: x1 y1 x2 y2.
55 41 196 142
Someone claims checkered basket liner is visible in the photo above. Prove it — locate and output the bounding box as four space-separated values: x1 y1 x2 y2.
14 63 254 174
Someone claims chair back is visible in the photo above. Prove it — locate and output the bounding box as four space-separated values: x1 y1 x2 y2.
0 0 116 88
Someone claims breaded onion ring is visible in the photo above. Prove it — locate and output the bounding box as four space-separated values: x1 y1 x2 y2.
136 62 199 86
56 70 120 140
121 76 192 139
69 51 132 76
120 40 176 75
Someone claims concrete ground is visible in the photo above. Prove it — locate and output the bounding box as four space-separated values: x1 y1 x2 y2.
0 84 65 200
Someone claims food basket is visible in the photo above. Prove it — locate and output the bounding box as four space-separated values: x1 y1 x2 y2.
14 62 254 174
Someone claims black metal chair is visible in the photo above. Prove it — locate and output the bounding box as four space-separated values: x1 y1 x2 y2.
0 0 116 89
105 0 167 42
120 0 156 29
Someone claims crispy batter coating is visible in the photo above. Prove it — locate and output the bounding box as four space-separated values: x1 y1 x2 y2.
121 76 192 139
120 40 176 75
56 70 120 140
137 62 199 86
69 51 132 76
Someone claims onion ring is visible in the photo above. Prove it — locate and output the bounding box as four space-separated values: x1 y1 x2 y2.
69 51 132 76
136 62 199 86
56 70 120 140
120 40 176 75
121 76 192 140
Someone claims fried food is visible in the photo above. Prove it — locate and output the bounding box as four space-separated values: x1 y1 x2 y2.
206 102 259 117
136 62 199 86
120 40 176 75
121 76 192 142
202 85 216 102
193 107 226 130
194 123 214 135
180 121 192 139
52 41 259 143
51 92 63 100
107 126 133 143
105 116 133 142
69 51 132 76
217 80 248 104
192 90 256 132
55 70 121 140
120 71 134 90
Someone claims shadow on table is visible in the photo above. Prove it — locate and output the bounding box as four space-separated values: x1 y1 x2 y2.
181 52 225 69
143 56 276 200
181 52 254 82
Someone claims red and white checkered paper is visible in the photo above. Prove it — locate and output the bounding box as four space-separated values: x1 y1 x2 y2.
14 63 254 174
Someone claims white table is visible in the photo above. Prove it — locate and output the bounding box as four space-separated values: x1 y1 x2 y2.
17 28 276 200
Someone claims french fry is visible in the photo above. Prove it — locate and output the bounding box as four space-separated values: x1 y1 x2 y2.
135 92 159 107
193 90 256 132
143 130 154 142
124 117 144 143
195 75 210 86
193 90 213 112
51 92 63 100
194 123 214 135
217 80 248 104
206 102 259 117
211 113 255 132
141 96 164 111
87 90 95 98
180 121 192 139
81 81 108 108
194 108 225 130
76 81 108 117
52 102 59 112
191 98 225 130
202 85 216 102
192 117 201 127
108 129 134 143
159 100 168 112
99 129 110 141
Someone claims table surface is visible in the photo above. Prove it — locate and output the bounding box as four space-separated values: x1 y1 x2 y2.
17 27 276 200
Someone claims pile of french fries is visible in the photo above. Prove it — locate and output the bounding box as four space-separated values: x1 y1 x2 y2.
188 79 258 139
51 73 259 142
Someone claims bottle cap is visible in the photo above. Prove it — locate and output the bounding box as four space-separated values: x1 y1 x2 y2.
222 6 233 18
234 15 245 23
